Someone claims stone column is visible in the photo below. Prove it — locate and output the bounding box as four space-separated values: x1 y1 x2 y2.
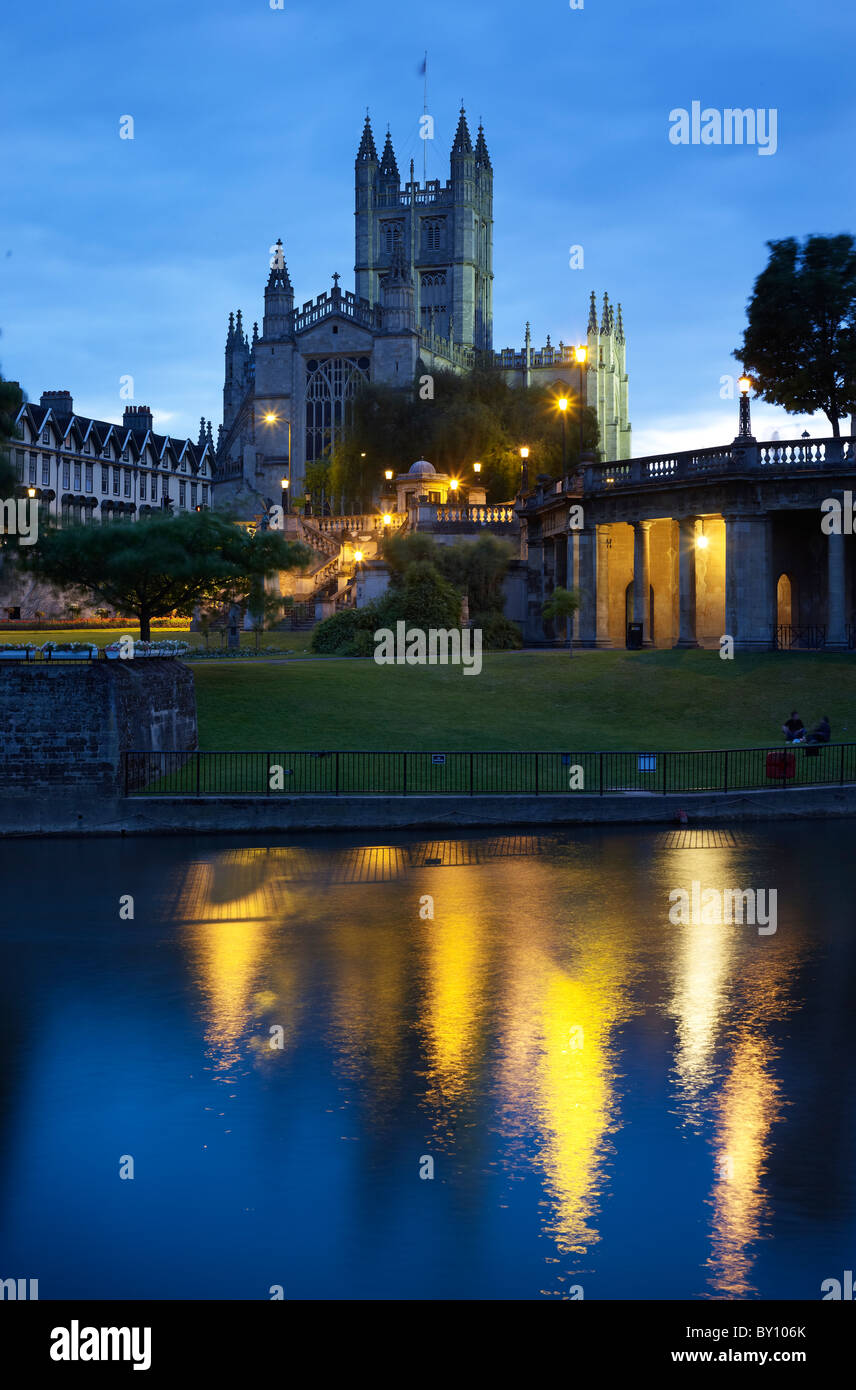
724 513 775 651
596 525 612 646
827 502 848 650
632 520 653 645
675 515 699 648
576 527 598 647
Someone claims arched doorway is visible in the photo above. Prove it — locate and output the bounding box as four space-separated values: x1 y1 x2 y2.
776 573 793 628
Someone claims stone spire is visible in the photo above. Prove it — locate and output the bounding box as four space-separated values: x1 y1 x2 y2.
252 321 259 349
615 303 625 343
197 416 206 448
379 128 399 181
263 238 294 339
451 104 473 156
587 292 598 334
474 122 492 170
205 420 214 449
226 310 235 345
599 291 611 335
356 113 378 163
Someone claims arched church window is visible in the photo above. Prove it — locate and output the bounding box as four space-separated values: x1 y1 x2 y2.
304 356 371 465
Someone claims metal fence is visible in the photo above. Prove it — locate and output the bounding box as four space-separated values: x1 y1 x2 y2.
123 743 856 798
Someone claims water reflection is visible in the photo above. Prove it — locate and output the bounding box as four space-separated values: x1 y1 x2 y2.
5 825 849 1298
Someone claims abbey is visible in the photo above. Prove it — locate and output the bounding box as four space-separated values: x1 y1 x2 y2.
215 107 631 513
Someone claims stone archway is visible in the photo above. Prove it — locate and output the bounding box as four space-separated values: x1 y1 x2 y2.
776 573 793 628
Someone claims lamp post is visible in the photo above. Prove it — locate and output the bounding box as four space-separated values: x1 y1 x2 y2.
737 374 753 439
280 475 289 518
557 397 568 477
520 446 529 492
473 461 481 474
574 344 588 459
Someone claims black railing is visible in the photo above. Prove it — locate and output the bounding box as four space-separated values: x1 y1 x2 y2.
775 625 827 650
123 743 856 798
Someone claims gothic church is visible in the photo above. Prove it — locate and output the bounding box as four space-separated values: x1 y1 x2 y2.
216 107 631 512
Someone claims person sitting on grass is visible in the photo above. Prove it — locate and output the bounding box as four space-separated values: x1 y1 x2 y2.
782 711 805 743
806 715 831 745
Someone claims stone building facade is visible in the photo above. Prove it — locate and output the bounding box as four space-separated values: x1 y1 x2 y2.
10 391 214 525
216 107 631 515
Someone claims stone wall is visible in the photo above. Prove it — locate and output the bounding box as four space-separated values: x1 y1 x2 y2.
0 659 197 796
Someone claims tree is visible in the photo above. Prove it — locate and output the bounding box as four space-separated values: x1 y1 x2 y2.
734 235 856 437
24 510 310 640
382 530 515 615
542 586 581 656
322 367 599 509
0 371 24 500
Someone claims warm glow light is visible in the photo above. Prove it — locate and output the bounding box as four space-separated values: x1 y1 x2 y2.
280 476 289 489
264 412 277 424
449 478 459 490
384 469 393 481
354 550 364 562
558 397 569 412
574 344 588 365
382 514 391 525
27 487 36 498
473 462 481 473
738 374 752 395
696 534 710 550
520 447 530 459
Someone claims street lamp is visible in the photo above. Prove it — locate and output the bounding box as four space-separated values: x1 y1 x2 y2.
520 446 530 492
574 344 588 458
26 487 36 498
264 412 277 425
557 396 569 476
737 373 753 438
354 549 364 564
449 478 459 492
384 469 393 481
382 514 392 526
473 461 481 474
280 474 289 518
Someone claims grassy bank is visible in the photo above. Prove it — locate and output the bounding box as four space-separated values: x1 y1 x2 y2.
2 628 312 654
190 649 855 751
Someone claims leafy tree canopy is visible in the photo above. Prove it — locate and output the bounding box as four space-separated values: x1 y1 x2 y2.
0 369 24 498
734 235 856 437
382 531 515 615
311 367 599 510
23 510 310 639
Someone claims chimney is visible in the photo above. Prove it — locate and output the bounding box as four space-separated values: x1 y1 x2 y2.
123 405 154 432
40 389 74 417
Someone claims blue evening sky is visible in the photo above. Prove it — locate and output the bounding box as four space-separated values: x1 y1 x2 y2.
2 0 853 454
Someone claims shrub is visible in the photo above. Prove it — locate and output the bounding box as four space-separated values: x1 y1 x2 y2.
310 608 365 654
473 612 523 650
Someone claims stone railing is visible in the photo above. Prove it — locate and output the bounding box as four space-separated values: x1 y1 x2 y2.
584 436 856 492
431 504 517 525
291 290 382 334
314 513 406 534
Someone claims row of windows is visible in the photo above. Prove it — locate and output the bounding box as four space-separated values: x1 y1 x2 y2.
14 452 207 495
380 218 447 254
12 452 208 506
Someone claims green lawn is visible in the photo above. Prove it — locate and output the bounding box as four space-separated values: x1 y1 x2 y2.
189 649 855 752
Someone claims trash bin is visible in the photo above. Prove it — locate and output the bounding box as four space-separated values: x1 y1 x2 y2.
626 622 643 650
766 750 795 779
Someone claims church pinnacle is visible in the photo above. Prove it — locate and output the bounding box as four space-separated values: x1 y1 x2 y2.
474 121 492 170
599 291 611 336
588 291 598 334
356 113 378 163
451 104 473 156
379 128 399 180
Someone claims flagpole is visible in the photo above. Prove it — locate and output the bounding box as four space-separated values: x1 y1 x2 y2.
423 50 428 184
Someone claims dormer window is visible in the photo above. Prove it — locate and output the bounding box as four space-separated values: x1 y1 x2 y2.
42 428 49 444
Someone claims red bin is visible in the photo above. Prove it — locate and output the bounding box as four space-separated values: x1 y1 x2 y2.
766 750 795 779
